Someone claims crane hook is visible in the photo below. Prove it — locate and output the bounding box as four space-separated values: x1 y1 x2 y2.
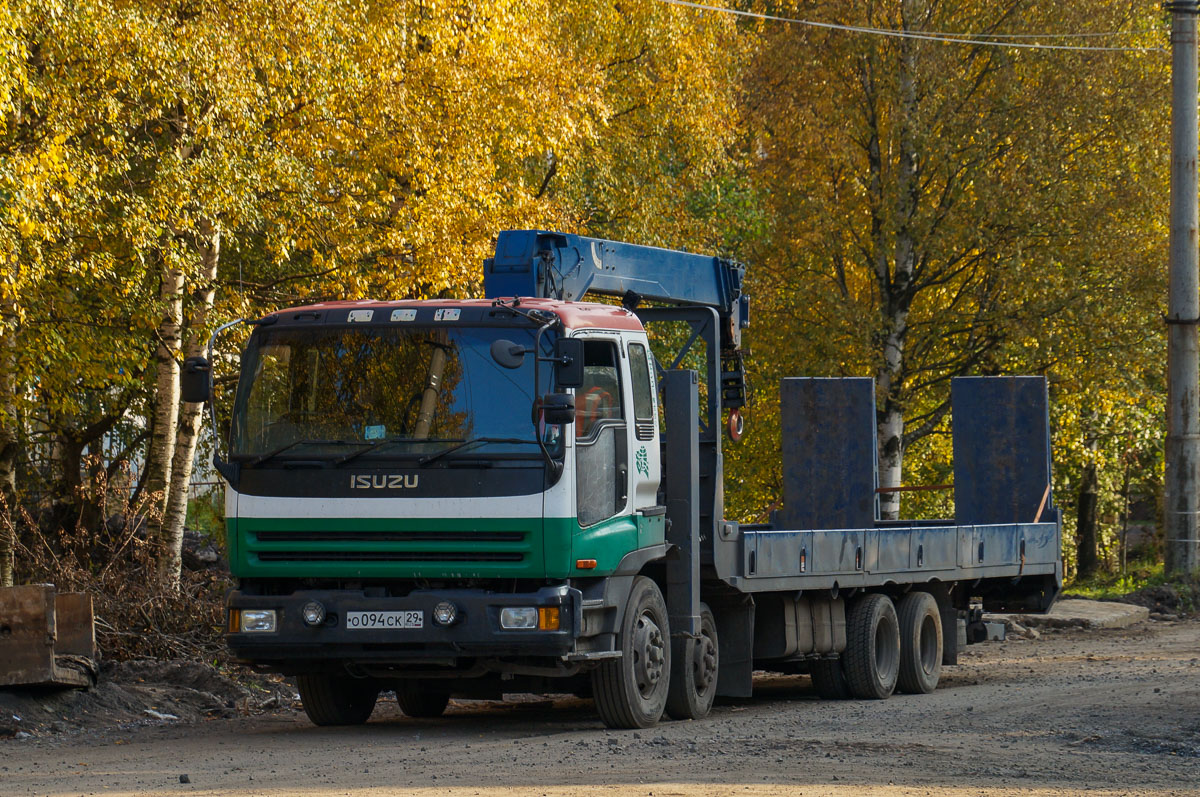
727 408 745 442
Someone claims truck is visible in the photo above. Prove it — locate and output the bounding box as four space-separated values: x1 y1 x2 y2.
182 229 1062 729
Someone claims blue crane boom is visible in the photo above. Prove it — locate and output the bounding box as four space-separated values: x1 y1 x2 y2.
483 229 749 347
484 229 750 412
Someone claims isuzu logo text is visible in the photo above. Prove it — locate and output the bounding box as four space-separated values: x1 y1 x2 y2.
350 474 419 490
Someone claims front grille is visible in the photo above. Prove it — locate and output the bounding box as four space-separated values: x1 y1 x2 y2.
247 527 532 569
256 530 524 543
256 551 523 562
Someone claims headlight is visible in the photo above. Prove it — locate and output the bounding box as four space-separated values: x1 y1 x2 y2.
499 607 538 630
301 601 326 627
240 609 278 633
433 601 458 626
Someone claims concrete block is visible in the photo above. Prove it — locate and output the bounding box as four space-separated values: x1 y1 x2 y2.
987 598 1149 631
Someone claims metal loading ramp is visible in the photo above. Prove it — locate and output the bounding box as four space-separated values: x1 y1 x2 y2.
724 376 1061 612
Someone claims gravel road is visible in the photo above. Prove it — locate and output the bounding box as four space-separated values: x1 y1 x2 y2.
3 618 1198 797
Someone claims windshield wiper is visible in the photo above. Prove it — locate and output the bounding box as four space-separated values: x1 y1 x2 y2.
417 437 534 466
332 437 435 467
246 439 361 467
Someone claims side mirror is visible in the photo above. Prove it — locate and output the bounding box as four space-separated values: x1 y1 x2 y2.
555 338 584 388
181 356 213 403
540 393 576 426
490 338 527 369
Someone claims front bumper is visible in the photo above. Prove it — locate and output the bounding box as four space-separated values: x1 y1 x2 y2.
226 584 583 672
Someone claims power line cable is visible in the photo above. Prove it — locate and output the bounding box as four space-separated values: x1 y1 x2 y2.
653 0 1167 53
923 30 1154 40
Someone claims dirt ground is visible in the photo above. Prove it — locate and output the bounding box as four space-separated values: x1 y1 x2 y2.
2 617 1198 797
0 660 293 738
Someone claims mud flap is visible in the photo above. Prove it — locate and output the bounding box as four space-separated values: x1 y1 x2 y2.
940 604 960 666
711 595 754 697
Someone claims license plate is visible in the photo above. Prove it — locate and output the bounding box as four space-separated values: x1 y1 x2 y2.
345 611 424 630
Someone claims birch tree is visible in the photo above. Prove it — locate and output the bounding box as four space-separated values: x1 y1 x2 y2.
0 0 756 586
747 0 1165 518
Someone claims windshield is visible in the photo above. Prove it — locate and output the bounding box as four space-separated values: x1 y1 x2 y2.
230 324 557 461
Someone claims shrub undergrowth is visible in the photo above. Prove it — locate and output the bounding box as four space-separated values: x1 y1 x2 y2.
4 466 230 663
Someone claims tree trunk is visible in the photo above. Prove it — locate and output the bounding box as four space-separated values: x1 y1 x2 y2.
1 275 18 587
0 364 15 588
1075 460 1100 579
160 221 221 586
146 247 186 566
875 0 922 520
52 429 85 528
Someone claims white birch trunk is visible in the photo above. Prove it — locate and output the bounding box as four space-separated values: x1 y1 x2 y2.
876 0 922 520
876 401 905 520
161 221 220 587
146 251 185 564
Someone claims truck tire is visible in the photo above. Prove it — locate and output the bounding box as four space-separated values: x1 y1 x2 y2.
843 594 900 700
396 681 451 718
896 592 942 694
665 602 719 720
809 658 851 700
296 674 380 726
592 576 671 729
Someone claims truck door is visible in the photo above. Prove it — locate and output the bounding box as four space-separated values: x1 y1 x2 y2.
575 339 629 526
626 340 662 513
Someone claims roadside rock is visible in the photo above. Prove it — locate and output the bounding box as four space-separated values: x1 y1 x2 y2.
181 529 227 572
988 599 1148 631
1002 619 1041 640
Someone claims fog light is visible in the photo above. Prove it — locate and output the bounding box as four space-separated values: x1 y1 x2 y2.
433 601 458 626
499 607 538 629
240 609 277 633
301 601 326 627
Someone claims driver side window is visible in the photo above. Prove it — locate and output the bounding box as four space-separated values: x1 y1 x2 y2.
575 340 624 439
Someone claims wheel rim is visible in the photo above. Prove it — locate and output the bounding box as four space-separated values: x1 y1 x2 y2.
632 611 666 698
919 614 939 675
692 627 717 695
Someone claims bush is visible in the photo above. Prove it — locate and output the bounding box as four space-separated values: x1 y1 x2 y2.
5 469 230 663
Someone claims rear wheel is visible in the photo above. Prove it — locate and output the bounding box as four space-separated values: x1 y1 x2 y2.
810 658 852 700
296 674 380 726
395 681 451 718
844 594 900 700
896 592 942 694
665 602 719 720
592 576 671 729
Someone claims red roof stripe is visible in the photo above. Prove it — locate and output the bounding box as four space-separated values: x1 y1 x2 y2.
269 297 646 333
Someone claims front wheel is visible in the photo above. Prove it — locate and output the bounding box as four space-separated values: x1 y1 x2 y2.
296 673 380 726
665 602 719 720
592 576 671 729
395 681 451 718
